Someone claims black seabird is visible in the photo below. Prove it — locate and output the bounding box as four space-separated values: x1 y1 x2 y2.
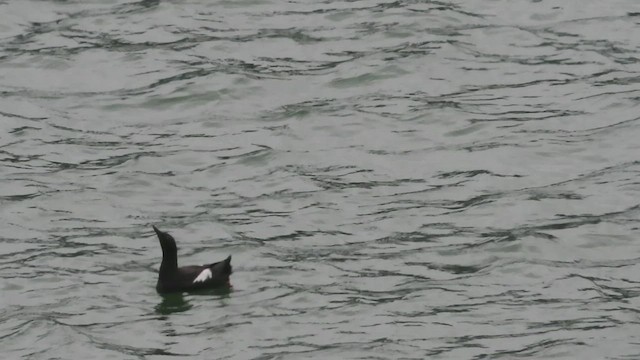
153 225 232 294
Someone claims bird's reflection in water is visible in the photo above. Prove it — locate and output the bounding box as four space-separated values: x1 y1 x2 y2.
156 293 192 315
155 287 233 315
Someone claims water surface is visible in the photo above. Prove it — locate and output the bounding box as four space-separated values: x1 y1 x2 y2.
2 0 640 359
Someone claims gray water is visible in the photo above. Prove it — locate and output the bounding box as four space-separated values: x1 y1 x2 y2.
2 0 640 359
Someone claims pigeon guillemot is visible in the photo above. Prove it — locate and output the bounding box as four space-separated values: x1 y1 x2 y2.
153 225 232 294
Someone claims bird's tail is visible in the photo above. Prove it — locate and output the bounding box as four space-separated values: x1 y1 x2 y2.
211 255 232 277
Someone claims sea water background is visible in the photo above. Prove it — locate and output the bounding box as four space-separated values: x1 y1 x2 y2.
2 0 640 359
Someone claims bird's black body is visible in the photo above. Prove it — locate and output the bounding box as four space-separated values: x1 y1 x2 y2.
153 226 232 294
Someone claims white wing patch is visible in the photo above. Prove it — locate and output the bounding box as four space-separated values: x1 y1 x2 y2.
193 268 212 283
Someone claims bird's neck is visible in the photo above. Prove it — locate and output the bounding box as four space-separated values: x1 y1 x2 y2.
160 249 178 273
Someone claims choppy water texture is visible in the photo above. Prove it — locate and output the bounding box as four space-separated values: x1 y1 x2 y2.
2 0 640 359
